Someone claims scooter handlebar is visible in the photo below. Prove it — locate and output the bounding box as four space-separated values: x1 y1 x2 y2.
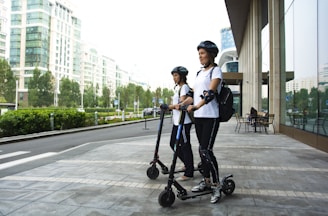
160 103 189 111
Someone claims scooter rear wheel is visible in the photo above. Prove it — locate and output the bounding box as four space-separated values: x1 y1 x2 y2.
158 189 175 207
147 166 159 180
222 179 235 195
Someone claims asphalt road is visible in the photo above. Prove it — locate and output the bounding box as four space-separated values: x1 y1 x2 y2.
0 117 173 177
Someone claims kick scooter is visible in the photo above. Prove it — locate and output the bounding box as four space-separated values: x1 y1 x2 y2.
147 104 202 180
158 106 235 207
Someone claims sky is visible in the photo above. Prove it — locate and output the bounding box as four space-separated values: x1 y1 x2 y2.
71 0 231 89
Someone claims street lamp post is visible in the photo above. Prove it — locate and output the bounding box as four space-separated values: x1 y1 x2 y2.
15 80 18 110
54 72 58 107
118 92 120 111
137 96 139 116
81 84 84 110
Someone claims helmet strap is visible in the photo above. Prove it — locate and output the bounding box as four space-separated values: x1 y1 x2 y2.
202 53 216 69
203 63 210 69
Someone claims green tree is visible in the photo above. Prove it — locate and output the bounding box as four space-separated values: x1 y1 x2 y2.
116 86 128 110
95 83 99 107
83 84 95 107
262 97 268 111
102 86 110 108
58 78 80 107
319 88 327 115
0 59 16 103
296 88 309 111
144 88 153 107
162 87 174 105
309 87 318 114
28 68 54 107
126 83 136 106
154 87 162 107
135 85 144 108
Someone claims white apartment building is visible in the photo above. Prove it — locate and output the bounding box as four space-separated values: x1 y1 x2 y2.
116 66 129 88
0 0 7 59
319 63 328 91
80 43 117 100
101 55 116 100
286 77 317 93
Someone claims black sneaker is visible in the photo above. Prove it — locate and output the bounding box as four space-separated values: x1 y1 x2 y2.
191 179 211 192
210 185 222 203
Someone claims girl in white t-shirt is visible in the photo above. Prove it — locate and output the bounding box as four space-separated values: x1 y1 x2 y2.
183 41 223 204
167 66 194 181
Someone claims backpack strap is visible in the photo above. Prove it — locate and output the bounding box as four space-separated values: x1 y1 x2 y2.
196 66 216 79
197 66 221 103
178 84 195 123
178 83 192 99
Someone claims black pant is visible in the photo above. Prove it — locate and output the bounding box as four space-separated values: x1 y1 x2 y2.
169 123 194 177
194 118 220 184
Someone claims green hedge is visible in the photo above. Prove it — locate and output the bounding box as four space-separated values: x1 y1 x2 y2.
0 109 86 137
0 108 160 138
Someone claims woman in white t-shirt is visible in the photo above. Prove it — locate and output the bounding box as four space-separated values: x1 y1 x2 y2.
183 41 223 204
167 66 194 181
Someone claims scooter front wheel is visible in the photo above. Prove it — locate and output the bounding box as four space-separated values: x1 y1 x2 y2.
147 166 159 180
158 189 175 207
222 179 235 195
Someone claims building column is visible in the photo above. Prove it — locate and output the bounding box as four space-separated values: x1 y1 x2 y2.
268 0 281 131
239 0 262 114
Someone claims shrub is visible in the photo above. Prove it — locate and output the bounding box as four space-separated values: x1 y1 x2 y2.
0 109 86 137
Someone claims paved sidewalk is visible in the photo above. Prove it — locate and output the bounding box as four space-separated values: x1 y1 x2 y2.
0 119 328 215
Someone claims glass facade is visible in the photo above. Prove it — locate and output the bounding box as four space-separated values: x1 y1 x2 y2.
10 0 51 69
0 0 7 59
220 27 236 50
221 61 238 72
25 26 50 68
9 28 20 67
11 0 21 12
281 0 328 136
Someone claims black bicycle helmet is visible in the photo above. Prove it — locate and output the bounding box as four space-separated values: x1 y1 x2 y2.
171 66 189 76
197 40 219 57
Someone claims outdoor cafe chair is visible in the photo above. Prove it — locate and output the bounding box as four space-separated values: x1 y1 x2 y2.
259 113 275 134
235 112 250 133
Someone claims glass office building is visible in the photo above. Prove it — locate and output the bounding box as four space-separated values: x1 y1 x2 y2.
225 0 328 152
0 0 7 59
10 0 79 105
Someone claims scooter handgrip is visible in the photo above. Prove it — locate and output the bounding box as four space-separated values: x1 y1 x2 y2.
160 104 169 110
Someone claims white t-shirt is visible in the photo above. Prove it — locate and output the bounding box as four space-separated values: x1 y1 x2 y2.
193 66 223 118
172 84 192 126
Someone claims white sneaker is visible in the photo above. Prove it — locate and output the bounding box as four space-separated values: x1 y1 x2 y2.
191 179 211 192
210 185 222 204
176 176 193 181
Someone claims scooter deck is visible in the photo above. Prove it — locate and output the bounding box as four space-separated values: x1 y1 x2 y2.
177 190 213 200
161 167 202 175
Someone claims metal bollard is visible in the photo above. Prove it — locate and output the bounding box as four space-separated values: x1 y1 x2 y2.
50 113 54 130
122 110 125 121
143 118 149 130
95 111 98 126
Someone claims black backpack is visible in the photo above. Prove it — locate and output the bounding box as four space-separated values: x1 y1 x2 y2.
216 82 235 122
197 67 235 122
